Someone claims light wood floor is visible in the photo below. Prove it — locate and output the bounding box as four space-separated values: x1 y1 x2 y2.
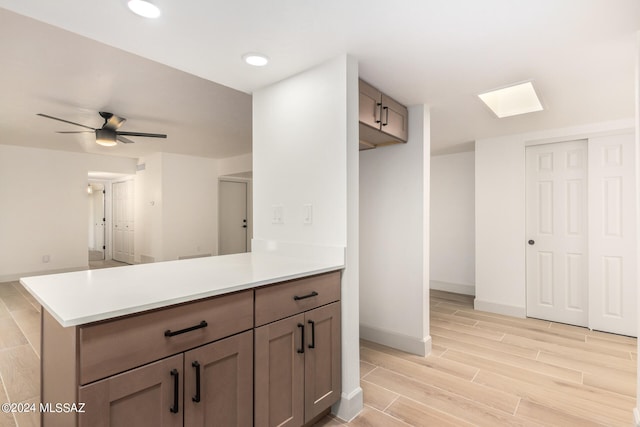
318 290 638 426
0 282 636 426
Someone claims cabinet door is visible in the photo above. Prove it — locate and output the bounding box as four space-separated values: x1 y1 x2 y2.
304 302 341 423
380 94 408 142
255 314 305 427
79 354 183 427
359 79 382 130
184 331 253 427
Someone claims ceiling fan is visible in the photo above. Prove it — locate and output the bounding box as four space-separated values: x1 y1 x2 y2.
37 111 167 147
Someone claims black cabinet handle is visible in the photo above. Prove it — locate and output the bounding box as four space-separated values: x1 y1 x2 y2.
297 323 305 354
308 320 315 349
170 369 179 413
375 102 382 124
192 361 201 403
293 291 318 301
165 320 208 337
382 106 389 126
528 240 535 245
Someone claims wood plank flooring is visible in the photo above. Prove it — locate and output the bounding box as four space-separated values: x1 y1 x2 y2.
0 278 636 426
318 290 637 426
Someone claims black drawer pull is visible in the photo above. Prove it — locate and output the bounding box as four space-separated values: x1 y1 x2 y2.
164 320 208 337
170 369 179 413
293 291 318 301
297 323 305 354
192 361 201 403
308 320 315 349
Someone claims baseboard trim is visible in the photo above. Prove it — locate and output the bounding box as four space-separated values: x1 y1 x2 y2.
332 386 363 422
474 299 526 318
360 324 431 356
1 266 88 283
430 280 475 296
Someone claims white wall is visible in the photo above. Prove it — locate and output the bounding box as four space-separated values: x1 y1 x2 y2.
253 63 347 247
475 120 635 317
135 152 218 262
0 144 136 281
359 105 431 356
252 55 362 421
218 153 252 177
430 151 475 295
162 153 218 260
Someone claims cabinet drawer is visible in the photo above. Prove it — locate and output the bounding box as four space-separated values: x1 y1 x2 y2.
79 290 253 385
255 271 340 326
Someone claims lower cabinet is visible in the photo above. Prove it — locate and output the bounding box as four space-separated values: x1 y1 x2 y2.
41 272 341 427
78 330 253 427
79 354 183 427
255 302 341 427
184 331 253 426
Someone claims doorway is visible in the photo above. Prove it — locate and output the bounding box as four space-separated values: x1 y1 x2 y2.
88 182 106 261
219 179 249 255
525 136 636 336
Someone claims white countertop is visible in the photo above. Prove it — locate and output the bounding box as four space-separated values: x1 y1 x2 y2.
20 249 344 327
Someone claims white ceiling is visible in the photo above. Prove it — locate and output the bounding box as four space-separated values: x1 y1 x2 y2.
0 0 638 158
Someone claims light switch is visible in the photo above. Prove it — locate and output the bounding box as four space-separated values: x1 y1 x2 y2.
303 204 313 225
272 205 284 224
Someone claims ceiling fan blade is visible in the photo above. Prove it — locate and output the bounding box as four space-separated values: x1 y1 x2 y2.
100 112 126 130
117 135 136 144
117 131 167 139
37 113 95 130
56 131 94 134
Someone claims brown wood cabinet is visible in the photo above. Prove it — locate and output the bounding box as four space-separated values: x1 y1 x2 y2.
42 290 254 427
78 354 183 427
40 271 341 427
254 272 341 427
359 79 408 150
184 331 253 426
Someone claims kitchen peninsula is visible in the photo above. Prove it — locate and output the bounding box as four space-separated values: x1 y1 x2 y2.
21 248 344 427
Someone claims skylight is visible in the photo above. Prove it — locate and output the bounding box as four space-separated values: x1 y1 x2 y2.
478 81 543 118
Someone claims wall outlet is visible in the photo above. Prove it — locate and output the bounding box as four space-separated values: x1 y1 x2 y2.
272 205 284 224
42 255 50 263
303 204 313 225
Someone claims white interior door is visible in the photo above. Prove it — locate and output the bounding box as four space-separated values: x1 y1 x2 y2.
588 134 636 336
526 141 588 326
219 180 248 255
113 180 135 264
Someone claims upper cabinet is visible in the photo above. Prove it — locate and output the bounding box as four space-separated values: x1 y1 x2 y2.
359 79 408 150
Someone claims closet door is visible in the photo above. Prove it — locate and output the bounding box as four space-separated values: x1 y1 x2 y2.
588 134 636 336
525 141 588 326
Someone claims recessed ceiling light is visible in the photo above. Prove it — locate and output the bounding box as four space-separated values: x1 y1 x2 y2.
127 0 161 19
242 53 269 67
478 81 543 118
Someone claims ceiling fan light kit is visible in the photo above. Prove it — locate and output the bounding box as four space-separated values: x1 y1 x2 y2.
37 111 167 147
95 129 117 147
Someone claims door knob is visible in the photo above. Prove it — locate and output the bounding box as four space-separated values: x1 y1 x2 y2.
528 240 535 245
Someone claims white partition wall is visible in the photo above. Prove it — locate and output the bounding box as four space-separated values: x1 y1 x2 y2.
359 105 431 356
252 55 362 421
